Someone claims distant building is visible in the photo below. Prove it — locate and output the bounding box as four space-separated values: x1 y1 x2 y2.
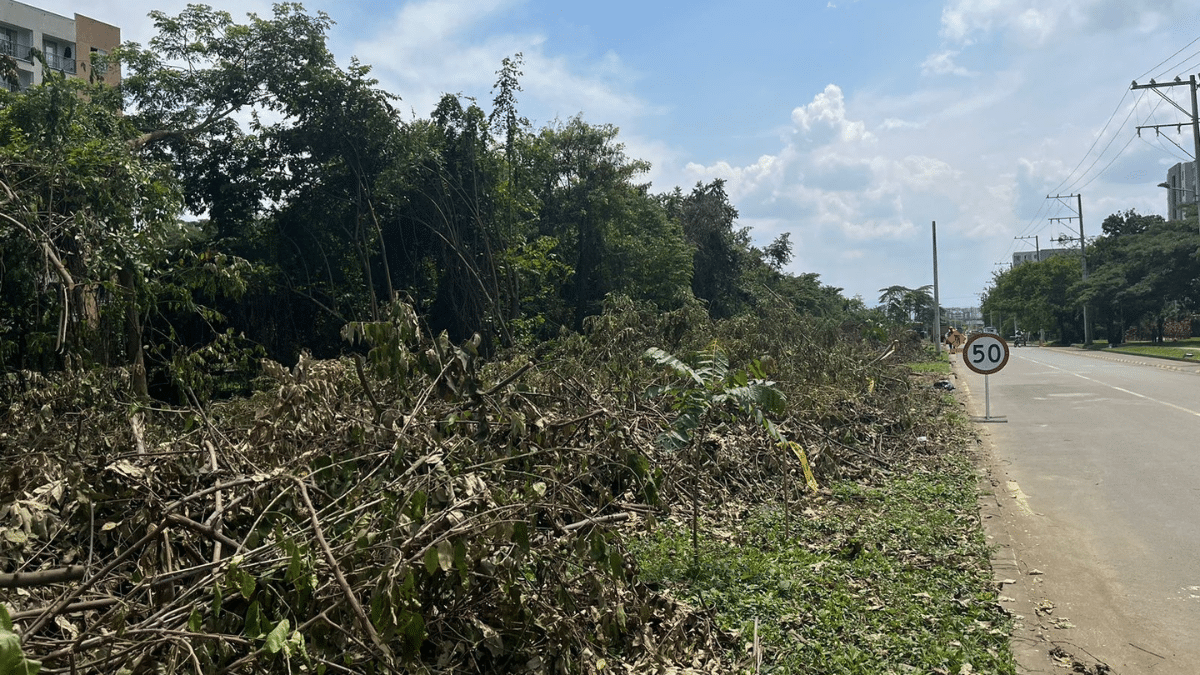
1012 247 1071 267
0 0 120 91
1162 162 1197 222
943 307 983 331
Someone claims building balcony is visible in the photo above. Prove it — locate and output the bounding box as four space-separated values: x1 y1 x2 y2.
43 51 76 75
0 36 33 63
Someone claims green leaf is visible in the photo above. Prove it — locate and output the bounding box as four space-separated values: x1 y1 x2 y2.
409 491 428 522
512 521 530 554
211 585 223 620
454 538 469 580
424 547 440 576
287 629 306 657
397 610 425 658
436 539 454 572
644 347 701 385
264 618 290 655
238 570 256 600
188 608 203 633
609 549 625 582
244 601 265 638
0 619 41 675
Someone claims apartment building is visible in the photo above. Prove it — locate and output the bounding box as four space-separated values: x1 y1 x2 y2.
1162 161 1197 222
0 0 119 91
1012 247 1071 267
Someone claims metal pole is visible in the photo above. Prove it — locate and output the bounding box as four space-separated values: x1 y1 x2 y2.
1190 75 1200 234
985 374 991 420
1078 194 1091 345
932 221 942 354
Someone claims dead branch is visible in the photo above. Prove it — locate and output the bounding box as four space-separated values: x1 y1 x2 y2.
0 566 86 589
164 513 245 555
291 476 395 667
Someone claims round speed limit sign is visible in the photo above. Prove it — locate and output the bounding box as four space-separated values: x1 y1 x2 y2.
962 333 1009 375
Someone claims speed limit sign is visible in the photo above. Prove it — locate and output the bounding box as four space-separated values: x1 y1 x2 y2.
963 333 1009 375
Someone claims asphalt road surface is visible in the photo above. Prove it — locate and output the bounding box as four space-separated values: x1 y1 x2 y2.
953 345 1200 674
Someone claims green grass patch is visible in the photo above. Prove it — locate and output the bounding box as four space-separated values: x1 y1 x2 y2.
631 453 1013 674
1106 339 1200 362
905 347 951 374
905 360 951 375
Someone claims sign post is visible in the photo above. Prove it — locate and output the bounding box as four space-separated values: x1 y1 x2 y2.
962 333 1009 422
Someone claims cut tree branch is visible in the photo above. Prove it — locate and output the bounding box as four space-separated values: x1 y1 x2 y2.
0 565 86 588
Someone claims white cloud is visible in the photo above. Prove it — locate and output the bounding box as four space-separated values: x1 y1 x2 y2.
353 0 653 127
920 50 976 77
685 84 956 244
939 0 1185 46
790 84 875 144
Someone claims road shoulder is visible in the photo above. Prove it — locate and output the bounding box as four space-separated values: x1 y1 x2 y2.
952 353 1178 675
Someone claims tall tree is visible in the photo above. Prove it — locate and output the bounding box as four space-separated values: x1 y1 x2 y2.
1080 216 1200 342
527 117 690 330
675 179 749 319
983 257 1082 343
0 73 182 393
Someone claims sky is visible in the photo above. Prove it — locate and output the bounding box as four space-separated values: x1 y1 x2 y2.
33 0 1200 307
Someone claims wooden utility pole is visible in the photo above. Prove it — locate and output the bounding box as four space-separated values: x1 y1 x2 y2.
1132 75 1200 233
1048 194 1091 345
1015 234 1039 262
932 221 942 354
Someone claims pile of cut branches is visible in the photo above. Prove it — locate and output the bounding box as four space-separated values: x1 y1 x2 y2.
1 297 961 674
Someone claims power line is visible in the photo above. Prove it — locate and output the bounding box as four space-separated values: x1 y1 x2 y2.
1046 89 1131 197
1139 36 1200 81
1061 92 1159 195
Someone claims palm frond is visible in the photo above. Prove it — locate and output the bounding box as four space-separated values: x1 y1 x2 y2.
644 346 702 386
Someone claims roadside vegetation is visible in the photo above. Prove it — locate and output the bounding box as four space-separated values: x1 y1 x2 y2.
1101 337 1200 361
904 346 952 375
1 298 1012 674
982 210 1200 346
1 5 1010 674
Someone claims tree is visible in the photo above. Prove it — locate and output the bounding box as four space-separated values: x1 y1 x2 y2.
674 179 750 319
877 285 933 328
526 117 691 330
1100 209 1164 237
0 73 183 394
1079 216 1200 342
983 256 1082 343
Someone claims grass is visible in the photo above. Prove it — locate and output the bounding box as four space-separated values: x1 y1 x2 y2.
1104 338 1200 362
630 452 1014 674
905 346 951 375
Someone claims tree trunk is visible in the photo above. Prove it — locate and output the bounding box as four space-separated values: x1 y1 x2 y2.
119 268 148 399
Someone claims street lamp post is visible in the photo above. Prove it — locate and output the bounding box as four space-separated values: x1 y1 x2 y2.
1157 181 1200 235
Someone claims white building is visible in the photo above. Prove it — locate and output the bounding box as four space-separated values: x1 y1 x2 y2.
0 0 119 91
1012 247 1071 267
942 306 982 331
1162 161 1198 222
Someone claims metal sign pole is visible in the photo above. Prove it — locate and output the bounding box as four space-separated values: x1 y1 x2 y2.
963 333 1008 423
985 373 991 421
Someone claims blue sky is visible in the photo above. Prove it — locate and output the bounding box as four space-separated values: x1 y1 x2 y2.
41 0 1200 307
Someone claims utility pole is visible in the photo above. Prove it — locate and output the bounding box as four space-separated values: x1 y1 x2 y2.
1015 235 1039 262
1132 75 1200 233
932 221 942 354
1047 194 1091 345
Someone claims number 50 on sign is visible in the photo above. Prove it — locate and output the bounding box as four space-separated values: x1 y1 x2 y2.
962 333 1009 375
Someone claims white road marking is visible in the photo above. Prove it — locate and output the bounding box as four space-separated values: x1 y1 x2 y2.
1020 354 1200 419
1006 480 1038 516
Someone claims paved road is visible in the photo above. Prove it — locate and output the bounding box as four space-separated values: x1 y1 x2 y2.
954 346 1200 674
